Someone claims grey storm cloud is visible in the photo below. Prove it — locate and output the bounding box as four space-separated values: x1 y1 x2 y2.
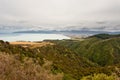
0 0 120 30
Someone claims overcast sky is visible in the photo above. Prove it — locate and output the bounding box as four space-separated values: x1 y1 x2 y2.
0 0 120 30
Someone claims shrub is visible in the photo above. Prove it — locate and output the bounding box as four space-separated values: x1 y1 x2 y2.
0 53 63 80
81 73 118 80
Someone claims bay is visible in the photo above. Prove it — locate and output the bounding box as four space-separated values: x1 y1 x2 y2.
0 33 70 42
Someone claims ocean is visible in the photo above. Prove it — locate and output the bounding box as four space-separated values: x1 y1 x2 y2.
0 33 70 42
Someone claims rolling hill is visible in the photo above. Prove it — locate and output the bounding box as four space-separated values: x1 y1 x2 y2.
0 34 120 80
50 34 120 66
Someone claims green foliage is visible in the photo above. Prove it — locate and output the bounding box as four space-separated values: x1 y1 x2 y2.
0 40 99 79
50 36 120 66
89 33 120 39
81 73 117 80
0 53 63 80
86 38 120 66
0 34 120 80
0 41 45 65
37 45 98 79
63 74 76 80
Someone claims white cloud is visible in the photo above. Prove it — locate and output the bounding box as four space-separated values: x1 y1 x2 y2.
0 0 120 30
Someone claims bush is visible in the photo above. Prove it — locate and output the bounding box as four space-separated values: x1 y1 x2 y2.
81 73 118 80
0 53 63 80
63 74 75 80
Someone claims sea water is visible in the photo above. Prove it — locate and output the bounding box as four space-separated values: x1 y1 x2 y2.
0 33 70 42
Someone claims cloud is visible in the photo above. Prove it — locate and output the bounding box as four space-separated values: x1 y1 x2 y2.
0 0 120 30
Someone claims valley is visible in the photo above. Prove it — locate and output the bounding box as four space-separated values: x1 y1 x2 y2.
0 34 120 80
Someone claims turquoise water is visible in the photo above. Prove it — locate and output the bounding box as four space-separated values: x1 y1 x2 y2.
0 33 70 42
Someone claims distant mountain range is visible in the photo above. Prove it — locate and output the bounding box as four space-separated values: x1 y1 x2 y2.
14 30 120 36
0 25 120 35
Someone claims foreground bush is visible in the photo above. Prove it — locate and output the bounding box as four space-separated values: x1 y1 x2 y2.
81 73 118 80
0 53 63 80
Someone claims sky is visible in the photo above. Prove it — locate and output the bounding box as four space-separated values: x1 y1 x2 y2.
0 0 120 30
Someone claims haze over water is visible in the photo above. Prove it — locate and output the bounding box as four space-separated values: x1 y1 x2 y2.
0 33 70 42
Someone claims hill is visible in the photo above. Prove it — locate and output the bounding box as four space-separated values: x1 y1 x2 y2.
0 34 120 80
0 40 98 79
89 33 120 39
50 34 120 66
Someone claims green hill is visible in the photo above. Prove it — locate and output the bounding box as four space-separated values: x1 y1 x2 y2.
0 40 98 79
86 37 120 66
89 33 120 39
50 34 120 66
0 34 120 80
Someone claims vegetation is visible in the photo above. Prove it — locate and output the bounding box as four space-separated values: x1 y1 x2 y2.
0 53 63 80
81 73 118 80
89 33 120 39
0 34 120 80
50 34 120 66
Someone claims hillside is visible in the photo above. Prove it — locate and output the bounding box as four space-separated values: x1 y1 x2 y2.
0 34 120 80
50 34 120 66
89 33 120 39
0 40 98 79
0 53 63 80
